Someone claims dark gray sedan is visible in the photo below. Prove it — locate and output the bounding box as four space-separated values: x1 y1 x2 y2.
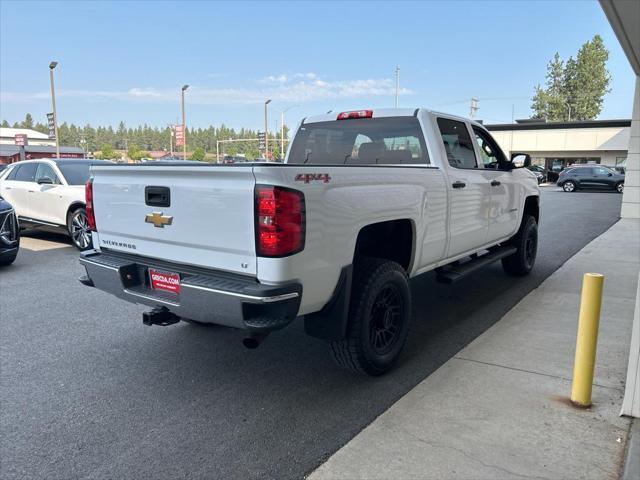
557 165 625 193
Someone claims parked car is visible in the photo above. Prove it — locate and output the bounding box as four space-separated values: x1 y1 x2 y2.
526 165 547 184
557 165 625 193
79 108 540 375
0 158 113 249
0 164 8 173
0 196 19 266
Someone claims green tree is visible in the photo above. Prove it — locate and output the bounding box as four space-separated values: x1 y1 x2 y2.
98 143 115 159
127 144 145 161
531 35 610 121
20 113 34 129
190 147 205 161
1 120 9 127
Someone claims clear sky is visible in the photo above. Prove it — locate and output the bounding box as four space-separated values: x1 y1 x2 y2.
0 0 636 131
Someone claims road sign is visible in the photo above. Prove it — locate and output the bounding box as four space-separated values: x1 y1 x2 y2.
174 125 184 147
46 112 56 139
258 131 266 151
14 134 28 146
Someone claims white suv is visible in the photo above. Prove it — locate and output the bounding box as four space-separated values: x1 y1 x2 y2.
0 158 112 249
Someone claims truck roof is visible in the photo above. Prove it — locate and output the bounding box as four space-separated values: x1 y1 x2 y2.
302 107 482 128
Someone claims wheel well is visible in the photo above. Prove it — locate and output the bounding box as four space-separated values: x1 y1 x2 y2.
66 202 85 223
354 219 413 272
523 196 539 224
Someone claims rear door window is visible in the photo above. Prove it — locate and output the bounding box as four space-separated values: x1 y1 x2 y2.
288 116 429 165
436 118 478 169
13 163 38 182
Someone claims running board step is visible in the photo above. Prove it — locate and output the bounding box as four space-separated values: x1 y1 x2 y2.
436 246 517 284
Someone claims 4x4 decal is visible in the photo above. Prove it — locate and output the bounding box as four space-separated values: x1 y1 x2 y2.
295 173 331 184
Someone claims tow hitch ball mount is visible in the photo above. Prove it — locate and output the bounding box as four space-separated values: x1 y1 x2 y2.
142 306 180 326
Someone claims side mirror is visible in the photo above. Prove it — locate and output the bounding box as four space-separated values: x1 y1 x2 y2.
510 153 531 169
37 177 53 185
607 172 613 177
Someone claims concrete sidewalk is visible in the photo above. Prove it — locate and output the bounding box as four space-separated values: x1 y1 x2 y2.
310 219 640 480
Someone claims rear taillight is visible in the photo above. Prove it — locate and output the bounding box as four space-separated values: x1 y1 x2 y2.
85 178 96 231
255 185 305 257
336 110 373 120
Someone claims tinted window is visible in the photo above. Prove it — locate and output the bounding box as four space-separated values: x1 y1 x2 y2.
57 161 110 185
437 118 477 169
35 163 60 184
576 168 593 176
473 127 509 170
288 117 429 165
13 163 38 182
1 165 15 180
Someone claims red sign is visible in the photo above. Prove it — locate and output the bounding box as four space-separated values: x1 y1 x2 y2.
14 134 27 146
174 125 184 147
149 268 181 294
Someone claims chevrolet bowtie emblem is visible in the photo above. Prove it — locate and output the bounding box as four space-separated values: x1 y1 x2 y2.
145 212 173 228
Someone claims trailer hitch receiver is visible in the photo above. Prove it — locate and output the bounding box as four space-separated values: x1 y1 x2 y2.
142 306 180 326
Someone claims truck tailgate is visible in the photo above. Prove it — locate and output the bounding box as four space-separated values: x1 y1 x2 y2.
90 165 257 275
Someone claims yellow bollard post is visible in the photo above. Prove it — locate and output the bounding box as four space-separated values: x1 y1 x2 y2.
570 273 605 407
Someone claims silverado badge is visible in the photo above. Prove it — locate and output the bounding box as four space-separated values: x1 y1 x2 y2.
145 212 173 228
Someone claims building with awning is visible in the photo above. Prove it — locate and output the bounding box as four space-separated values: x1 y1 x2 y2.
486 118 631 177
0 144 85 164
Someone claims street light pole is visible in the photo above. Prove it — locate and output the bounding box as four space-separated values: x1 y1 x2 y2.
181 85 189 160
264 99 271 160
49 61 60 159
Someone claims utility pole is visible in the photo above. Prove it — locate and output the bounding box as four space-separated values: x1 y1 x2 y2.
181 85 189 160
264 99 272 160
49 61 60 159
280 105 298 160
469 97 479 119
395 66 400 108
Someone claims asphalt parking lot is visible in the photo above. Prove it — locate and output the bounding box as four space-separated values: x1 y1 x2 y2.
0 188 623 480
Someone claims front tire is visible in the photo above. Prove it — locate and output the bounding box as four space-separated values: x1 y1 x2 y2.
67 207 92 251
502 215 538 276
616 182 624 193
330 258 411 376
562 181 576 192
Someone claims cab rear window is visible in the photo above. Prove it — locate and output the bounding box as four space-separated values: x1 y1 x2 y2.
288 117 429 165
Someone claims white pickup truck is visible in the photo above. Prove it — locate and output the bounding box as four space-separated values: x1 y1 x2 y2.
79 108 539 375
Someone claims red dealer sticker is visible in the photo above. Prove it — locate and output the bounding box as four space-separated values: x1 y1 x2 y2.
149 268 181 294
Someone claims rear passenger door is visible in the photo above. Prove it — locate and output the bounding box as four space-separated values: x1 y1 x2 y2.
1 162 38 219
436 117 491 257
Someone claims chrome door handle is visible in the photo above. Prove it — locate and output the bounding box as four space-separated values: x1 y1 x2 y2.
452 181 466 189
490 180 501 187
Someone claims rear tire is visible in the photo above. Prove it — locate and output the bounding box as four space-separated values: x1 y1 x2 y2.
562 181 576 192
502 215 538 276
67 207 93 251
330 258 411 376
